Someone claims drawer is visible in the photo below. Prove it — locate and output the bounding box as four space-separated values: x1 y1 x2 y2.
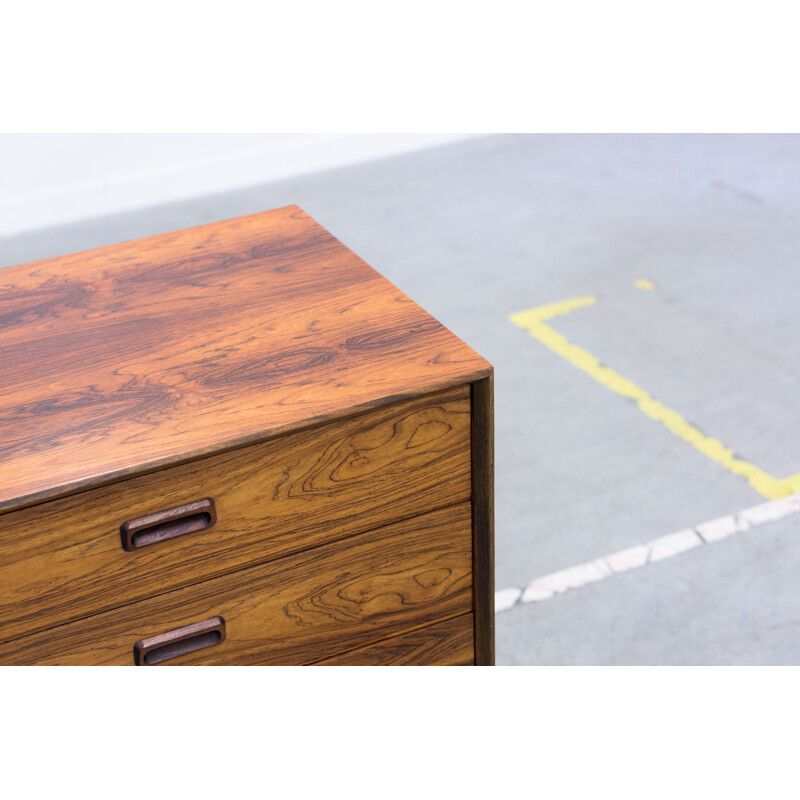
0 385 471 643
0 502 473 665
316 612 475 665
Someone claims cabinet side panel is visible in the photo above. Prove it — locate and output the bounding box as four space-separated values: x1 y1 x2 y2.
471 374 495 665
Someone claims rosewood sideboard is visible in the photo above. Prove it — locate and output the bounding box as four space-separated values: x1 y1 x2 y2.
0 206 494 665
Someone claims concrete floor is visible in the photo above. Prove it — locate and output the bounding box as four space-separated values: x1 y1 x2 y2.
3 133 800 664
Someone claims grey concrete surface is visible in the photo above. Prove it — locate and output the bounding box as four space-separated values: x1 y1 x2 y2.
497 513 800 665
3 133 800 664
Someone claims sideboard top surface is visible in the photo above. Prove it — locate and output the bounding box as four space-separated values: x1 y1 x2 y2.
0 205 490 513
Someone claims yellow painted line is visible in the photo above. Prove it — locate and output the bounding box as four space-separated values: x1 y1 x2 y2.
634 278 655 291
510 296 800 500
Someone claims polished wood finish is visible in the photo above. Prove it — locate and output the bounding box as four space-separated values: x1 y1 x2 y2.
0 207 494 666
0 205 490 514
0 387 471 643
472 375 495 665
0 504 473 665
316 613 475 666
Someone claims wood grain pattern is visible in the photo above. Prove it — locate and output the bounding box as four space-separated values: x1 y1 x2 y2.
0 205 491 513
0 503 473 666
472 374 495 665
315 613 475 666
0 386 471 643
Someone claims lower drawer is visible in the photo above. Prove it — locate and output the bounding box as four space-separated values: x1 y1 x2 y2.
0 502 473 665
316 613 475 665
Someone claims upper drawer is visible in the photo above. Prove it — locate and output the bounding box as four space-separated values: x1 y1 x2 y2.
0 384 472 643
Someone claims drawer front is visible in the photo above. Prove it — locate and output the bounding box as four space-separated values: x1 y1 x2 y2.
316 613 475 665
0 385 471 643
0 503 473 665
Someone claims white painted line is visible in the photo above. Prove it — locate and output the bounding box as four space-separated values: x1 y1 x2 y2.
495 588 522 613
604 544 648 573
496 492 800 613
647 528 702 563
695 515 740 543
521 559 611 603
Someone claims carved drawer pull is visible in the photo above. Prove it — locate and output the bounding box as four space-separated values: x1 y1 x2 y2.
134 617 226 665
120 498 216 551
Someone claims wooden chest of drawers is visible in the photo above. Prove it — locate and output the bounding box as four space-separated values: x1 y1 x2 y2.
0 206 493 665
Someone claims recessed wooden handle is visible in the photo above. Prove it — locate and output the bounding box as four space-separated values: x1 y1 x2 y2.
120 498 216 551
134 617 226 665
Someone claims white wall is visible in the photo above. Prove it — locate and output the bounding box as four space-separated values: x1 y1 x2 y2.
0 133 481 238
